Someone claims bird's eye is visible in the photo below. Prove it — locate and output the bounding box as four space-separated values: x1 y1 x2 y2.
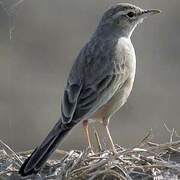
127 11 135 18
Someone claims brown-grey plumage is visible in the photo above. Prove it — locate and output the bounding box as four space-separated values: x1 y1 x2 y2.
19 3 160 177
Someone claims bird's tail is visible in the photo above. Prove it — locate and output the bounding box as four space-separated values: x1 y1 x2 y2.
19 118 74 177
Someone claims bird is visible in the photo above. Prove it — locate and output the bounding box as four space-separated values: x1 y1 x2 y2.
19 3 160 177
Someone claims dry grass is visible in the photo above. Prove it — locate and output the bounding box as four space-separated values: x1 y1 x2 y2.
0 127 180 180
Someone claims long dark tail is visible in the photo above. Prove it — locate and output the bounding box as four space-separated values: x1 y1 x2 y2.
19 118 74 177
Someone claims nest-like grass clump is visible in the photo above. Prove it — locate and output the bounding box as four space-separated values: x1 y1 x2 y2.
0 127 180 180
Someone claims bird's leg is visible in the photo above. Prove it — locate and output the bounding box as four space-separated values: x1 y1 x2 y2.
82 120 92 150
102 118 117 154
94 130 102 152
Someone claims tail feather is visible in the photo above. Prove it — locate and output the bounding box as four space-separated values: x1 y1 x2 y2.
19 119 73 177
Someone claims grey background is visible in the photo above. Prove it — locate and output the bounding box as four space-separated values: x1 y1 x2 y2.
0 0 180 152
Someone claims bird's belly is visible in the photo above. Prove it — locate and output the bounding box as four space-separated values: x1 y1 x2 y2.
91 76 134 121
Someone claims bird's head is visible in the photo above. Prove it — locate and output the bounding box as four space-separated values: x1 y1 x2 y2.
98 3 161 37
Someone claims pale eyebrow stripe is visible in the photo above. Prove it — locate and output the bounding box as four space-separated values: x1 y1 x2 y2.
112 10 129 19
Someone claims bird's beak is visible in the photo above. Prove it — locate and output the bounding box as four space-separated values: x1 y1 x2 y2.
141 9 161 18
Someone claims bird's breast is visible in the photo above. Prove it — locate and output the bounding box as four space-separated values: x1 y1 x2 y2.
115 37 136 77
115 36 136 96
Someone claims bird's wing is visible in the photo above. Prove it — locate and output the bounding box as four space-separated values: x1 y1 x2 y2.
61 39 129 124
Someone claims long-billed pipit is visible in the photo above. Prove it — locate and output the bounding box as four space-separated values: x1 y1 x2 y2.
19 3 160 177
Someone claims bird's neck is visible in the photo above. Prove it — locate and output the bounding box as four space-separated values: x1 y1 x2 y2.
95 23 133 40
95 25 119 39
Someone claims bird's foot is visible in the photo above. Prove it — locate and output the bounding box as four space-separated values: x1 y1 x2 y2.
86 146 95 155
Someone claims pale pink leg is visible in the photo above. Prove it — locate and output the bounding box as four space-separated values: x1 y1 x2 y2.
102 118 117 154
82 120 92 149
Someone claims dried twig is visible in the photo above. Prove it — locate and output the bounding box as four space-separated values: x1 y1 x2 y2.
0 139 22 165
0 128 180 180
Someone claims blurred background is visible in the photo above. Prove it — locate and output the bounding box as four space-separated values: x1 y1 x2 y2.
0 0 180 152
